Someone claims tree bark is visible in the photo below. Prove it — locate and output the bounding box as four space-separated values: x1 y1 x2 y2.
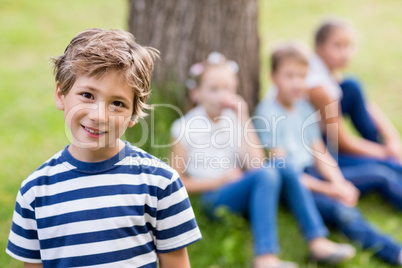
128 0 260 111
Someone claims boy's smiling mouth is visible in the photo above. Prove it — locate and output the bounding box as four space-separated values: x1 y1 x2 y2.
82 125 107 138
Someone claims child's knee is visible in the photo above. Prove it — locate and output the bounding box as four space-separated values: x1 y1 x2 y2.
363 164 399 184
276 161 300 181
334 204 361 225
249 168 281 188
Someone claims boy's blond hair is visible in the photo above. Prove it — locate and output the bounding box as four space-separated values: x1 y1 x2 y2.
270 42 310 73
51 28 159 121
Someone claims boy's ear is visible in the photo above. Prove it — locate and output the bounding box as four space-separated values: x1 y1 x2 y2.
55 82 65 111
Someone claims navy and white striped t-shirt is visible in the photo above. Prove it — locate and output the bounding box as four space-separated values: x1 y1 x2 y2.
6 142 201 267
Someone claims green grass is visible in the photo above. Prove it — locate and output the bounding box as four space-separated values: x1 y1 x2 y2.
0 0 401 267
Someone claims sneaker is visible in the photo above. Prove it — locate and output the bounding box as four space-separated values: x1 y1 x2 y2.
310 243 355 264
259 261 299 268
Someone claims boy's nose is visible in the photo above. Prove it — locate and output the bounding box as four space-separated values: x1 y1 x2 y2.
88 102 108 124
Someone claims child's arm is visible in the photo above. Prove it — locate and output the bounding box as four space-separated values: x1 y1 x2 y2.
222 94 266 168
308 86 388 158
240 112 267 167
269 140 359 206
158 248 191 268
170 140 243 194
311 140 345 184
270 142 357 207
24 263 43 268
367 101 402 160
309 140 360 206
300 173 358 207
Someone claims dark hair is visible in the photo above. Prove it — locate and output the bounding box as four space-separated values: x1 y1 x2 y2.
271 42 309 73
315 18 350 46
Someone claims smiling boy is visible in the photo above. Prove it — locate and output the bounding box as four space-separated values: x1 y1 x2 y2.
6 28 201 268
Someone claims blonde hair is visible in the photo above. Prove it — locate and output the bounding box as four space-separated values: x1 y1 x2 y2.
51 28 160 121
271 42 310 73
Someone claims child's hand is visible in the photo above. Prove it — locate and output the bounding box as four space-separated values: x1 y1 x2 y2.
219 168 243 186
221 94 250 120
331 181 360 207
385 139 402 162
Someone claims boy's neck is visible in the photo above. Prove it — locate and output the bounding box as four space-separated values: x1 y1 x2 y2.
275 92 294 111
68 139 126 163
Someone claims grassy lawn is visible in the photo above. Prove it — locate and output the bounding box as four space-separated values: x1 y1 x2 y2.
0 0 401 267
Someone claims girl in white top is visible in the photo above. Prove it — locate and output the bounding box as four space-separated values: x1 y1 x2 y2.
170 52 293 268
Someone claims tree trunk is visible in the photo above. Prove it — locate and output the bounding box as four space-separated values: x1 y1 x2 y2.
128 0 260 111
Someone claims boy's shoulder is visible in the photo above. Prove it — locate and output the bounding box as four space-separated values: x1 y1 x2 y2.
254 95 315 122
122 142 179 181
254 95 283 118
20 147 72 191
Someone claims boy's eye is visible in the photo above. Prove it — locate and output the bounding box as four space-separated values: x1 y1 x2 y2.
81 92 94 99
111 101 125 108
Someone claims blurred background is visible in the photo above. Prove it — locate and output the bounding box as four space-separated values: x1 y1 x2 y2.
1 0 401 267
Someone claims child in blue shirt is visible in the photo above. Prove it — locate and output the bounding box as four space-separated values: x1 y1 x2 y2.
254 42 402 265
6 28 201 268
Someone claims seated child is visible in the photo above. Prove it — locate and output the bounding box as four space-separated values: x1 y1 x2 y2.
306 17 402 171
254 42 402 265
6 28 201 268
171 52 353 268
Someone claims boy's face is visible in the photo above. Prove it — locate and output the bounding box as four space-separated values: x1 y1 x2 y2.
195 66 238 117
56 71 135 153
316 27 354 70
272 59 307 105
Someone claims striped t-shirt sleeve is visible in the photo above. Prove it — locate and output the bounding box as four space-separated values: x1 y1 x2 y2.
6 190 41 263
155 171 201 253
